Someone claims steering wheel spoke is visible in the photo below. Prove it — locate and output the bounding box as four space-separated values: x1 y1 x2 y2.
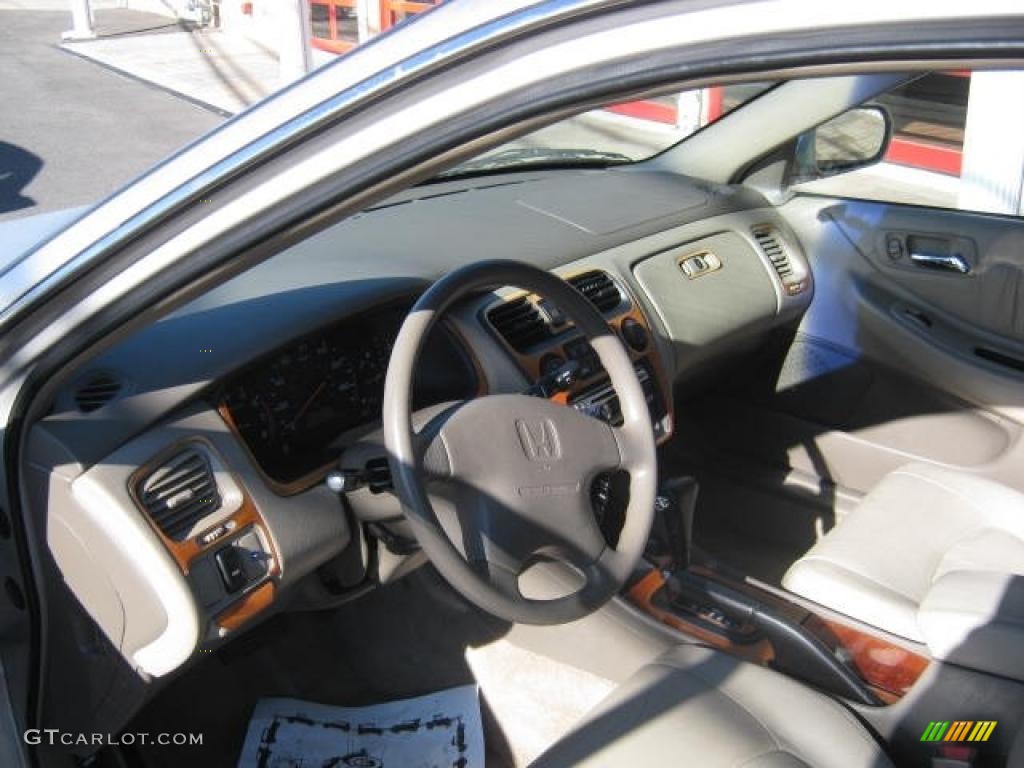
610 424 646 474
479 488 607 569
471 558 523 603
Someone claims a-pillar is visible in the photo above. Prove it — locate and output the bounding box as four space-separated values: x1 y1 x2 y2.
958 70 1024 216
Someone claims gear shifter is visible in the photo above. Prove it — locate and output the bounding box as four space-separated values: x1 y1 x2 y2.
656 476 699 571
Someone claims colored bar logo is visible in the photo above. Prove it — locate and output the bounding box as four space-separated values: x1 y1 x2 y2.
921 721 997 742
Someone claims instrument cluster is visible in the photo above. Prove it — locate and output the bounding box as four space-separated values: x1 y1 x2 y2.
221 304 477 487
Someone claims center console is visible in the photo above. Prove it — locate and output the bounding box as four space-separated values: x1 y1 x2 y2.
630 480 931 707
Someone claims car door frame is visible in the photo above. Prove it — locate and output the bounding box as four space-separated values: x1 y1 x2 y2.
2 1 1024 762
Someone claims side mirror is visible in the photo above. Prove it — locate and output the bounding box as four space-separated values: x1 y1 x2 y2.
791 105 892 184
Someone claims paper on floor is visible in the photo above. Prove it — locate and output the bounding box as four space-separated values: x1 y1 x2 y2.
237 684 483 768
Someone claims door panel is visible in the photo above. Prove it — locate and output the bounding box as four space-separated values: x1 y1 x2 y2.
839 202 1024 345
730 194 1024 495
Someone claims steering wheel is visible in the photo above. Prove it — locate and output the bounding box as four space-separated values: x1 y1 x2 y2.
383 260 657 624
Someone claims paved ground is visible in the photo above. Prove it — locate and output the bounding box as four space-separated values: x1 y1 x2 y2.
61 24 283 114
0 8 224 223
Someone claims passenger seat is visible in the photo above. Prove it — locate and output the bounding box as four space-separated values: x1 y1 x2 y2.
783 463 1024 674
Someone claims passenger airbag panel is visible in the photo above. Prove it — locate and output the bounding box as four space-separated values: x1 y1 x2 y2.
633 231 778 354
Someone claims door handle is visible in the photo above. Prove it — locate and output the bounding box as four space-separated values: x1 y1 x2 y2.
909 251 970 274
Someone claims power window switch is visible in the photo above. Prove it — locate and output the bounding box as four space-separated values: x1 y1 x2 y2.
215 545 248 593
886 235 905 260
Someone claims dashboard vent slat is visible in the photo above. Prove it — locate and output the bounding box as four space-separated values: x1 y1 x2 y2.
488 270 625 352
569 270 624 313
487 296 551 353
137 448 221 541
75 373 123 412
752 227 794 280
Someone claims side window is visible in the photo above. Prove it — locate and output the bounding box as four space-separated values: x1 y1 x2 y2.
791 71 1024 218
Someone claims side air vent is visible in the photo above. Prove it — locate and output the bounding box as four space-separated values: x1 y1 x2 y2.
75 372 122 412
137 448 221 540
487 296 551 352
752 227 793 280
569 270 624 313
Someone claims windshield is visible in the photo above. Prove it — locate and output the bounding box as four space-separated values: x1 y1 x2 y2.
442 82 777 177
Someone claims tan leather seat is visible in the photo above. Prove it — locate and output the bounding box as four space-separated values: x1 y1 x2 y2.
783 463 1024 643
530 643 892 768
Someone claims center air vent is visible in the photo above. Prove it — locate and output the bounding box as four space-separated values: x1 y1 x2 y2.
752 227 793 280
487 296 551 353
75 372 122 412
137 448 221 540
569 270 624 313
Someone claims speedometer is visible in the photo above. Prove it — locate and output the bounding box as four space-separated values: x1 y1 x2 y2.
220 303 479 490
223 384 278 452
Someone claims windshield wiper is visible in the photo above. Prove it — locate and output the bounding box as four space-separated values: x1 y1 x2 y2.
436 147 633 178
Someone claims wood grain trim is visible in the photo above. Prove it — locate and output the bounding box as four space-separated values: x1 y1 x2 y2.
216 582 276 632
127 438 280 577
689 564 808 622
803 615 929 702
689 564 929 702
485 273 675 444
626 570 774 663
129 438 282 633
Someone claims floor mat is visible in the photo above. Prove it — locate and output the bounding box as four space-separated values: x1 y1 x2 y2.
128 569 512 767
237 685 484 768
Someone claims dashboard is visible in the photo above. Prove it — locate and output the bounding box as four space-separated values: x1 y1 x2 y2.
29 167 812 695
219 302 479 490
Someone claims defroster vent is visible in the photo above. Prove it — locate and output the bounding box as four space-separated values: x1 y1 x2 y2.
137 447 221 540
75 372 123 412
